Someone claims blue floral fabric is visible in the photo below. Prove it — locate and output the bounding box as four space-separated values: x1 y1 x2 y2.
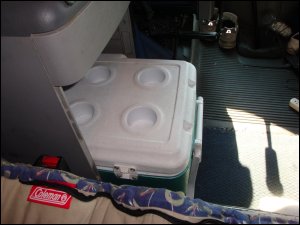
1 160 298 224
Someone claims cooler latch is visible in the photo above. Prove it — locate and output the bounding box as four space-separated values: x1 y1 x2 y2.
113 165 138 180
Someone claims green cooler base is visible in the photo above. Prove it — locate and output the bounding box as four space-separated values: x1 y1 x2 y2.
98 164 191 194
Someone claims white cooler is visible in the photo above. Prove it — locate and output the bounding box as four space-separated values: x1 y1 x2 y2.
64 57 203 197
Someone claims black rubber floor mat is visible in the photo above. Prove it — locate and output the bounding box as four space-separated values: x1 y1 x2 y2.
192 41 299 210
194 127 253 208
195 127 299 210
194 42 299 130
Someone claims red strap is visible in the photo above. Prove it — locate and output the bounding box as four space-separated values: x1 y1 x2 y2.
41 156 60 168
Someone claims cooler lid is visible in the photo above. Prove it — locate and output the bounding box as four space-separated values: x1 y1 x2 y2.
65 58 197 177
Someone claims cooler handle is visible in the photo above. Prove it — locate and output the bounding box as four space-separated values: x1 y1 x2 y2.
187 96 204 198
194 96 204 161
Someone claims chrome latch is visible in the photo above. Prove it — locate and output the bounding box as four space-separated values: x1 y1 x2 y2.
113 165 138 180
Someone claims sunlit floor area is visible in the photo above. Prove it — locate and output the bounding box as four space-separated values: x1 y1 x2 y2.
195 125 299 213
192 40 299 213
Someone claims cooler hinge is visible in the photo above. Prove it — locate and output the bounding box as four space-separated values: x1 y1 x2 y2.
113 165 138 180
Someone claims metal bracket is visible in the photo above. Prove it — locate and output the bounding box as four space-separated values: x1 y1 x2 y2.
113 165 138 180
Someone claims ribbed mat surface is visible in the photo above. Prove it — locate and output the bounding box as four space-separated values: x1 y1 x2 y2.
191 41 299 211
195 127 299 210
193 42 299 129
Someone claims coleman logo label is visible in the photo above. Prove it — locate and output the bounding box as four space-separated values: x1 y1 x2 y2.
27 186 72 209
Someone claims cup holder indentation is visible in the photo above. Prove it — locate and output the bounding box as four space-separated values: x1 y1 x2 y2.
136 67 170 88
70 102 96 126
123 105 160 132
85 65 113 86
